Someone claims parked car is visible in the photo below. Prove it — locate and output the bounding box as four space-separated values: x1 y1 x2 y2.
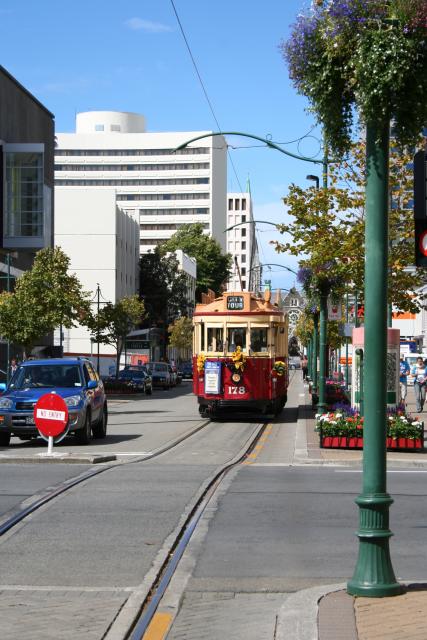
0 358 108 446
118 366 153 394
289 357 301 370
146 362 173 390
178 361 193 379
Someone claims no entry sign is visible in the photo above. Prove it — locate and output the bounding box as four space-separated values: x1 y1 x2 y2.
34 393 69 438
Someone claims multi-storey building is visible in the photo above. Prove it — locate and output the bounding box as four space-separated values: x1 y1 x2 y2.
54 188 139 374
55 111 227 254
226 189 261 293
0 65 55 370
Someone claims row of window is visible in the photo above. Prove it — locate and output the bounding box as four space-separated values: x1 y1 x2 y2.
129 193 210 201
201 327 267 353
139 239 163 246
140 223 209 231
138 208 209 216
55 162 210 172
55 147 210 157
56 179 209 187
228 198 247 211
5 152 44 238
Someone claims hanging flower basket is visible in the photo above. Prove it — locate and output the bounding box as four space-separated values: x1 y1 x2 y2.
283 0 427 154
272 360 287 377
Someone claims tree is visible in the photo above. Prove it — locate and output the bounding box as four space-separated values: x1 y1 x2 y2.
139 248 188 351
162 223 232 299
274 140 424 314
168 316 193 356
90 295 145 377
0 247 91 357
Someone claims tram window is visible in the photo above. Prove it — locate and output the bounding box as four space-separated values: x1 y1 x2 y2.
200 323 205 351
227 328 247 351
207 327 224 351
250 328 268 352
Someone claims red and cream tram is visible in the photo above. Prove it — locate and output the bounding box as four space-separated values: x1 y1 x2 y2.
192 290 289 417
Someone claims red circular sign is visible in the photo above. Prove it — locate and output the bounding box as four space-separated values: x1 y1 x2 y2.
419 231 427 257
34 393 69 437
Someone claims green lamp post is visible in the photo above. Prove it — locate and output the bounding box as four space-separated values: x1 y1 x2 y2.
347 122 403 597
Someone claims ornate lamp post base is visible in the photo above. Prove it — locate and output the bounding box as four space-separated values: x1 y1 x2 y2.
347 494 404 596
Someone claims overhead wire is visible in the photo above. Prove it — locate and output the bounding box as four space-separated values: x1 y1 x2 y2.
169 0 243 192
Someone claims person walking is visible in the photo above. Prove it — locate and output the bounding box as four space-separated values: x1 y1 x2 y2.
301 355 308 381
412 356 427 412
399 354 410 406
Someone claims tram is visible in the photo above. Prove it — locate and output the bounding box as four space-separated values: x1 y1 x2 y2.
192 290 289 417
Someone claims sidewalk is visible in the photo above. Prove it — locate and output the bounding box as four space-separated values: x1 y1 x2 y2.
277 376 427 640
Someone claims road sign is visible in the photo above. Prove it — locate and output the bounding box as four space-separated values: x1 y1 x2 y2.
34 393 68 438
415 219 427 266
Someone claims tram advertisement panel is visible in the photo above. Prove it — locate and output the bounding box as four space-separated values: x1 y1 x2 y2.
204 361 221 395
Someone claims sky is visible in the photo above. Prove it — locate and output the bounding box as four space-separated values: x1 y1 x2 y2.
1 0 320 293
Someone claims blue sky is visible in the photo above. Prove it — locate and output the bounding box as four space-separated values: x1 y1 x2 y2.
1 0 319 292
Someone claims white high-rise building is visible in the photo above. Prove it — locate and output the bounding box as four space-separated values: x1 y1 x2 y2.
226 187 261 293
54 188 139 374
55 111 227 254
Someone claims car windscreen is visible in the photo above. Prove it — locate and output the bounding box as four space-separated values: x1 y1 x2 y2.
10 365 83 390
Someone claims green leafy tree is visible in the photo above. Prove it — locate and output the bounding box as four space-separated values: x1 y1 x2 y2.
274 140 424 313
0 247 91 357
162 223 232 299
139 248 189 353
90 295 145 378
168 316 193 357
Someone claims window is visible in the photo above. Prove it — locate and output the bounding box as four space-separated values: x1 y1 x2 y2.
5 152 44 237
241 280 246 289
207 327 224 352
242 215 246 222
242 241 246 250
227 328 247 351
95 124 104 131
241 268 246 276
241 255 246 263
250 328 268 352
228 198 233 210
241 228 246 237
110 124 121 132
242 199 246 210
235 199 240 210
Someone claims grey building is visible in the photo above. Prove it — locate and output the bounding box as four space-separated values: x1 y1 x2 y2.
282 287 306 339
0 65 55 369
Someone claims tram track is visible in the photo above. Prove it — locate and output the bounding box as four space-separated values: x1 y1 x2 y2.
112 419 271 640
0 417 211 538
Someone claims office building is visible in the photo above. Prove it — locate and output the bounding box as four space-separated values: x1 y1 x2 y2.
226 188 261 293
55 111 227 254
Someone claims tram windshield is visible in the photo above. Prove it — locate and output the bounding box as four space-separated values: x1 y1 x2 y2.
228 328 247 351
250 327 268 352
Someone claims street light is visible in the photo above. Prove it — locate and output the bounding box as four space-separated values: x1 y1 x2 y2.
306 174 320 189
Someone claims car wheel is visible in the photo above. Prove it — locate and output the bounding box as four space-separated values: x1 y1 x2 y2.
92 405 108 439
75 411 92 445
0 432 10 446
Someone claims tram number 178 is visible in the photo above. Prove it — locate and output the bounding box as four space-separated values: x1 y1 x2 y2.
227 386 246 395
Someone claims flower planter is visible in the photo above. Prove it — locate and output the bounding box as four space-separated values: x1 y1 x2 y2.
321 436 423 451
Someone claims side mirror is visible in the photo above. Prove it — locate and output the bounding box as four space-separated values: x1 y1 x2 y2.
0 383 6 392
87 380 98 390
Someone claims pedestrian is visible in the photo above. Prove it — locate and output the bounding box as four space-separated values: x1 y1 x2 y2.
9 358 18 379
399 354 410 406
301 355 308 381
411 356 427 412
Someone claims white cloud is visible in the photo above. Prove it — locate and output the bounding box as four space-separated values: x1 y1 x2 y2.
124 18 172 33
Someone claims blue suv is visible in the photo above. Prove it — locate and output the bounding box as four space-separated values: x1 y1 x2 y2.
0 358 108 446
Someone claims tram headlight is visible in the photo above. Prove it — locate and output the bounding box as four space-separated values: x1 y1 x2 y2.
231 371 242 384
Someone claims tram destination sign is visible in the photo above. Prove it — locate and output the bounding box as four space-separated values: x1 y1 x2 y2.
227 295 244 311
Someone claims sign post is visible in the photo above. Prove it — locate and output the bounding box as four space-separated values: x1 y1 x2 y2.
34 393 69 456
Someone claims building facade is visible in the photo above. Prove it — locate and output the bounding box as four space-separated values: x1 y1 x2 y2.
0 65 55 370
226 189 261 293
55 111 227 255
54 188 139 374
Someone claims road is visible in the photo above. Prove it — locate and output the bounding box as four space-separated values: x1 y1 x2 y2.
0 377 427 639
